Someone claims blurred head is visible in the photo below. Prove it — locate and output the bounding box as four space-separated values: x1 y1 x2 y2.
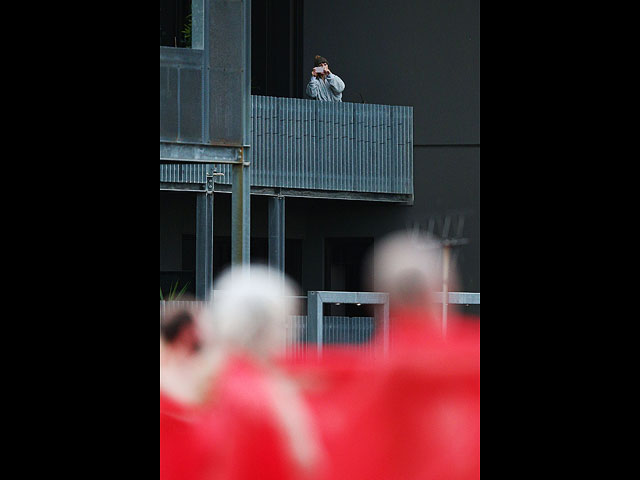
209 264 300 359
160 302 202 354
367 231 457 314
160 299 221 405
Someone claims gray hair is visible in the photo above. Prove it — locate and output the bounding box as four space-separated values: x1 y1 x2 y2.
372 231 451 308
208 265 299 357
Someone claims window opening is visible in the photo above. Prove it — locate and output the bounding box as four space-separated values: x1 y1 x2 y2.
160 0 202 49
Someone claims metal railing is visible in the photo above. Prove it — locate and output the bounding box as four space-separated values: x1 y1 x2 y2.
160 291 478 358
160 94 414 199
216 96 413 197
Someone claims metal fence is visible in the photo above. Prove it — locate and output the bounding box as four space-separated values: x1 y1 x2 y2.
159 301 375 359
216 96 413 195
160 95 414 200
160 291 478 359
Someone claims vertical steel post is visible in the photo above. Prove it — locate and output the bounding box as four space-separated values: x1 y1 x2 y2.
191 0 205 50
196 189 214 300
268 195 285 273
442 244 451 337
381 301 389 357
208 0 252 268
230 0 252 268
307 291 323 357
231 148 250 267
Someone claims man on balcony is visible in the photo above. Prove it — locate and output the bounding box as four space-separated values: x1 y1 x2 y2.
306 55 345 102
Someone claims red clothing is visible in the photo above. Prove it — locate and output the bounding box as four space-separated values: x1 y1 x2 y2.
214 355 316 480
332 311 480 480
161 354 317 480
160 391 226 480
283 311 480 480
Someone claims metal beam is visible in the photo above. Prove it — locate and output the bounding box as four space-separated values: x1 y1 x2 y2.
160 142 241 164
307 291 390 356
160 183 207 193
231 148 250 266
434 292 481 305
306 292 323 355
212 184 413 204
196 191 214 300
268 195 285 273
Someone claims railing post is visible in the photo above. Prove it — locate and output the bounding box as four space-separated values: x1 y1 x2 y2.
268 195 285 274
442 244 451 337
196 191 214 300
307 291 323 357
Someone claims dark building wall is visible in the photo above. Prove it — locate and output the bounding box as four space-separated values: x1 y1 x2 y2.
301 0 480 292
160 0 480 297
303 0 479 145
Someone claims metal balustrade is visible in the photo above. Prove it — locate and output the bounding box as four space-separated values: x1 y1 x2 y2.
212 96 413 199
160 291 478 359
161 74 414 201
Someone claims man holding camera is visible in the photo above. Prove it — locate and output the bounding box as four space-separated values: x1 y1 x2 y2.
306 55 345 102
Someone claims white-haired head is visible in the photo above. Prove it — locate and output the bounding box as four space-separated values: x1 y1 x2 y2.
370 231 456 312
208 264 300 359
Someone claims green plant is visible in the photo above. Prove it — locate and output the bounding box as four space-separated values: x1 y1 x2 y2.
181 14 192 48
160 281 190 301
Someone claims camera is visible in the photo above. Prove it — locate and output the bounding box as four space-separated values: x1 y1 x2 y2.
314 66 325 74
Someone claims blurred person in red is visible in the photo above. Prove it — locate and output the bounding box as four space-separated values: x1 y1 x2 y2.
160 301 228 480
160 266 325 480
284 231 480 480
336 231 480 480
206 264 325 480
368 230 479 352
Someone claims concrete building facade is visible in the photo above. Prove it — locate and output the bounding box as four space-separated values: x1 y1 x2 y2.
160 0 479 317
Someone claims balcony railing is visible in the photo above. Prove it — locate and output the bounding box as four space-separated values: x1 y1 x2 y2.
161 49 413 201
221 96 413 198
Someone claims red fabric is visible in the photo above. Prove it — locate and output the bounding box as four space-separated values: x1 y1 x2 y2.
161 354 316 480
161 313 480 480
160 391 226 480
213 355 313 480
330 312 480 480
282 311 480 480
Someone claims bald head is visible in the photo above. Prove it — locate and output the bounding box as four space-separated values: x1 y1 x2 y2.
370 231 454 312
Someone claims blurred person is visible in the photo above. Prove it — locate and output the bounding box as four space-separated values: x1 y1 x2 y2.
160 268 325 480
285 231 480 480
160 301 228 480
306 55 345 102
160 297 225 404
207 264 325 480
330 230 480 480
368 230 466 350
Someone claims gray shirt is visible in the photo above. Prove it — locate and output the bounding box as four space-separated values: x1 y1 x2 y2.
306 74 346 102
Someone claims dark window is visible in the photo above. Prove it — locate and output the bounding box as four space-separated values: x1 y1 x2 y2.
251 0 304 97
211 236 269 278
324 238 374 317
159 233 197 298
160 0 192 48
212 236 303 290
285 239 303 291
182 234 196 272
